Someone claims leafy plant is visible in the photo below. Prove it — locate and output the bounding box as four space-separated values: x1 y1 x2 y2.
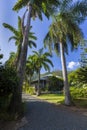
70 86 87 99
23 82 35 95
0 66 19 111
47 76 63 91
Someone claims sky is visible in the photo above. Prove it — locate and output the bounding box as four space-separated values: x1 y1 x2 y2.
0 0 87 73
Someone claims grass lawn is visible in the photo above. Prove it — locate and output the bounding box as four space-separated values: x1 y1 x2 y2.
37 93 87 108
38 93 64 104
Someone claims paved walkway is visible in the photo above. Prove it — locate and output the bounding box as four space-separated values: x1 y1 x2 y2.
18 94 87 130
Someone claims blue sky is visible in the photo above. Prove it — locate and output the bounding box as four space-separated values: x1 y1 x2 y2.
0 0 87 73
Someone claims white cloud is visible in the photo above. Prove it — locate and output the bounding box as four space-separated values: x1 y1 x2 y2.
67 61 80 70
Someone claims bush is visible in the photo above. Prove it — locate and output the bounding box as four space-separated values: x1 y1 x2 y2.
70 86 87 99
0 66 19 110
47 76 63 91
68 67 87 87
23 82 35 95
0 66 19 96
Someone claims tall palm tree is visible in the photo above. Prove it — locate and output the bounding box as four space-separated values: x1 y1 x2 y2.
3 16 37 69
44 0 87 105
3 16 37 114
32 48 54 96
12 0 60 111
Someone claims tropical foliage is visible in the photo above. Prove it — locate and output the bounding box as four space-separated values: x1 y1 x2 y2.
1 0 87 116
13 0 60 19
27 48 54 95
3 17 37 69
47 76 63 91
26 55 36 84
5 52 16 67
44 0 87 105
0 66 19 112
70 87 87 99
8 0 60 112
68 67 87 87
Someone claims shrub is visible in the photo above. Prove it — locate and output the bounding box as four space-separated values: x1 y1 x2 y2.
0 66 19 110
23 82 35 95
70 86 87 99
47 76 63 91
68 67 87 87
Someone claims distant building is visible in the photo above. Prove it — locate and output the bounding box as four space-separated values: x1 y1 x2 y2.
31 74 62 89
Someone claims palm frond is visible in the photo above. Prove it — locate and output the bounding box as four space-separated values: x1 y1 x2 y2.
3 23 18 35
29 33 37 40
28 41 37 48
32 51 39 56
70 0 87 23
8 36 18 42
13 0 29 11
18 16 22 32
44 52 52 58
60 0 72 12
42 62 50 72
54 42 60 55
44 58 54 67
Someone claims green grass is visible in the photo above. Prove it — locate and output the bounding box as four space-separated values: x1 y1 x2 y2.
38 93 87 108
38 94 64 104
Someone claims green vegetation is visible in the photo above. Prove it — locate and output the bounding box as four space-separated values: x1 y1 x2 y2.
73 99 87 108
70 87 87 98
68 67 87 87
23 82 35 95
0 66 20 119
44 0 87 105
1 0 87 119
38 93 87 108
47 76 63 91
31 48 54 96
38 94 64 104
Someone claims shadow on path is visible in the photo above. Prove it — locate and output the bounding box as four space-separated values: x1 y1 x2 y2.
19 94 87 130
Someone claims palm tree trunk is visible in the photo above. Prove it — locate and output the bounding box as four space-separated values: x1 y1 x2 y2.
37 69 41 96
60 42 72 105
14 4 32 113
15 43 22 69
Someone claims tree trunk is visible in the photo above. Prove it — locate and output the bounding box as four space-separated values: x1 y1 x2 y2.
13 4 32 113
37 69 41 96
15 43 22 69
60 42 72 105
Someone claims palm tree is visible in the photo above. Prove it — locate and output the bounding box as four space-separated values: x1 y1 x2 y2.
3 17 37 69
3 17 37 114
12 0 60 111
44 0 87 105
26 55 35 84
32 48 54 96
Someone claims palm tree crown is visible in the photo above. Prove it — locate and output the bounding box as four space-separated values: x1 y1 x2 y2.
13 0 60 20
44 0 87 54
3 16 37 68
32 48 54 72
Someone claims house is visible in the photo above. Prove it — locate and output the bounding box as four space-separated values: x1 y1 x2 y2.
31 74 62 89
